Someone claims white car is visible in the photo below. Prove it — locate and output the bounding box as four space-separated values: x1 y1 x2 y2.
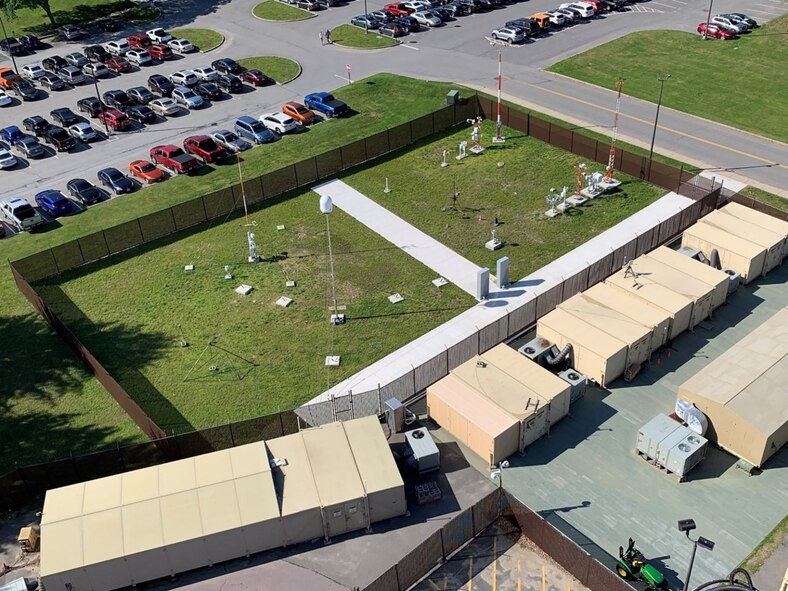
104 39 131 55
146 28 173 44
413 10 443 26
491 27 525 44
149 97 181 116
559 3 593 17
0 89 11 107
552 8 577 23
68 122 99 142
711 15 748 34
402 1 430 11
545 11 566 26
172 86 204 109
21 64 46 81
0 148 18 169
192 66 218 82
169 69 198 87
168 38 194 54
84 63 112 80
126 49 152 66
259 112 299 134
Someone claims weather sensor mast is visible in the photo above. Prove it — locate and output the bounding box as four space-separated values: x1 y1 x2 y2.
605 78 624 182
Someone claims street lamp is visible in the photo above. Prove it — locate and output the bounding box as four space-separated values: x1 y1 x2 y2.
704 0 714 39
319 195 345 325
0 14 19 73
91 73 111 136
490 459 509 516
678 519 715 591
647 73 671 176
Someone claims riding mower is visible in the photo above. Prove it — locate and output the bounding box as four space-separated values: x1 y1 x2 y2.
616 538 669 590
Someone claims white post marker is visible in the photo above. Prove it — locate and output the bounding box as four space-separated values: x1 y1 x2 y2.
346 63 352 85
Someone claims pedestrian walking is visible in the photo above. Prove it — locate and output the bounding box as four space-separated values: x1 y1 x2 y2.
319 30 324 45
325 28 331 44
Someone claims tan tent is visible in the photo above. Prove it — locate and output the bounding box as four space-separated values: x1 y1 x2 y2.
558 292 653 366
605 268 694 341
677 307 788 467
681 221 766 283
700 209 785 274
583 283 672 353
537 307 628 386
647 246 729 311
720 202 788 259
344 416 407 524
427 374 521 466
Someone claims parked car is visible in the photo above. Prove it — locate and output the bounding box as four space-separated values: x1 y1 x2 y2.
0 89 11 107
384 2 412 16
380 22 407 37
96 18 119 32
19 35 43 51
217 73 243 93
125 104 157 124
505 18 537 37
392 15 420 32
21 64 46 81
696 22 736 39
149 144 199 174
282 101 317 125
183 135 229 163
127 86 157 105
105 39 131 56
59 24 84 41
235 115 278 144
172 86 204 109
148 97 180 117
12 80 39 100
67 178 103 205
77 96 104 117
83 62 111 79
43 126 76 151
103 90 132 110
304 92 348 118
1 125 25 144
545 10 568 26
14 136 46 159
432 7 453 22
726 13 757 29
129 159 165 183
0 67 22 90
146 28 174 44
170 69 198 87
711 15 748 34
125 50 152 67
260 112 299 134
370 9 395 22
559 2 593 18
38 73 64 91
413 10 443 26
195 82 222 101
67 122 99 142
147 43 173 61
210 129 251 153
193 66 219 82
97 167 135 194
529 13 553 31
35 189 74 216
57 65 85 85
50 107 80 126
1 197 45 231
22 116 50 136
42 55 68 73
148 74 175 97
212 58 245 75
552 8 577 23
168 38 195 54
492 27 525 43
98 108 131 131
0 148 18 169
239 69 270 86
297 0 320 10
64 52 89 69
105 57 132 74
351 15 381 29
85 45 110 63
127 33 153 48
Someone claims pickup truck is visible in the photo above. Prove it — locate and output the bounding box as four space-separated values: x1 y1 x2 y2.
183 135 229 164
149 144 199 174
303 92 348 118
383 2 413 16
0 67 21 90
1 197 45 232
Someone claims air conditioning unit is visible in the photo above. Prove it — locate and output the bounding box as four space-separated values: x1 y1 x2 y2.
677 246 702 261
384 398 404 434
518 337 552 365
722 268 740 295
664 433 707 478
558 368 587 403
404 428 440 474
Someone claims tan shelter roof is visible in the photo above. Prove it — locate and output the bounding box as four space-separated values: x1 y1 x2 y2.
629 254 715 302
720 202 788 254
538 307 628 359
265 433 321 518
646 246 729 309
682 220 766 282
343 416 404 496
701 209 785 253
678 307 788 466
301 422 366 507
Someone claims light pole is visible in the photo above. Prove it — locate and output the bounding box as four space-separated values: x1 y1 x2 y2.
364 0 368 33
492 46 504 143
0 14 19 73
92 73 111 136
704 0 714 38
648 74 671 174
319 195 345 325
678 519 715 591
490 459 509 516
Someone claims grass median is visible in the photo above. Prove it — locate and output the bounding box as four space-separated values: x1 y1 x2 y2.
238 56 301 84
253 0 316 21
331 24 399 49
547 15 788 143
170 28 224 52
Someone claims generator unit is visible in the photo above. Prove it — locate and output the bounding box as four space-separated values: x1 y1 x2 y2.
635 414 707 481
404 428 440 474
518 337 552 365
558 368 587 403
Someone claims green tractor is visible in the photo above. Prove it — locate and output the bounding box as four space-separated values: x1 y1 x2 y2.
616 538 668 590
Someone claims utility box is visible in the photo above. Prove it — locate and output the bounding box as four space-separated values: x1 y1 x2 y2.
384 398 404 434
518 337 552 365
404 428 440 474
18 526 39 552
445 90 460 106
558 368 587 403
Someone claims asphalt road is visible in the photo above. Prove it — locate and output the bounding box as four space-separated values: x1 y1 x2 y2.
0 0 785 236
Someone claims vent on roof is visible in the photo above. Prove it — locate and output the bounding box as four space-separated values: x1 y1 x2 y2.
269 457 288 468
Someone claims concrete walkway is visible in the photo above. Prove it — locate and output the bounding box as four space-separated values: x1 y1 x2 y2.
312 179 495 298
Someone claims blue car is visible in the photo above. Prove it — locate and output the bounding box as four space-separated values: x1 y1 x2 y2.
234 115 278 145
35 190 75 217
1 125 25 145
97 167 135 195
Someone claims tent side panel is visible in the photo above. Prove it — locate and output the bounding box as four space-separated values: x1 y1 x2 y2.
368 486 408 524
762 422 788 467
281 507 324 546
243 518 284 554
681 228 765 284
126 548 171 586
84 558 132 591
163 538 211 574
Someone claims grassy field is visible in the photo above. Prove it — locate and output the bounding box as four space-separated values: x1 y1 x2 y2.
343 121 664 281
740 515 788 574
252 0 316 21
331 24 399 49
2 0 130 35
35 191 472 433
237 56 301 84
169 28 224 52
548 15 788 142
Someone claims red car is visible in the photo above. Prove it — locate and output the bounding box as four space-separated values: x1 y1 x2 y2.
99 108 130 131
129 159 166 183
106 56 132 74
384 2 412 16
282 101 317 125
183 135 229 164
239 69 270 87
147 43 173 61
697 22 736 39
127 33 152 48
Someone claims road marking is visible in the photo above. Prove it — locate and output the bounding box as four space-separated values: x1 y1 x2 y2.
507 78 787 170
400 43 420 50
650 1 677 8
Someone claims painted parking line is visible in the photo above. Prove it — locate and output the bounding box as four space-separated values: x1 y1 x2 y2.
400 44 420 50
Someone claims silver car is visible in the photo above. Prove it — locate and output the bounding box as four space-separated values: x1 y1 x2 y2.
171 86 204 109
149 97 181 117
68 122 99 142
210 129 252 153
491 27 525 44
413 10 443 27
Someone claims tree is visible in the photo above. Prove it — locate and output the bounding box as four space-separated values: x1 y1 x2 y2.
1 0 57 27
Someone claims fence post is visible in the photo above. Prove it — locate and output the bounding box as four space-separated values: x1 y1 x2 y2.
349 390 354 419
677 165 683 193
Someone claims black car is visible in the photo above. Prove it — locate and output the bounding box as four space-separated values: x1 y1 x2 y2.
22 116 50 136
393 16 420 32
96 18 119 32
50 107 80 126
84 45 110 63
38 73 65 91
77 96 104 117
102 89 132 110
42 55 68 73
195 82 222 101
148 74 175 97
19 35 43 51
67 178 103 205
211 58 245 75
317 0 342 7
127 86 156 105
14 136 46 159
97 167 134 194
505 18 537 37
432 7 453 21
44 126 76 152
217 73 243 93
12 80 39 101
445 1 471 15
0 37 24 56
125 104 156 124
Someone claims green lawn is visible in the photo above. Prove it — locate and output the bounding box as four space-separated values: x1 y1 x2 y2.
548 15 788 142
331 24 399 49
121 5 159 24
35 192 472 433
2 0 130 35
238 56 301 84
252 0 316 21
739 187 788 214
169 28 224 52
343 121 664 281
